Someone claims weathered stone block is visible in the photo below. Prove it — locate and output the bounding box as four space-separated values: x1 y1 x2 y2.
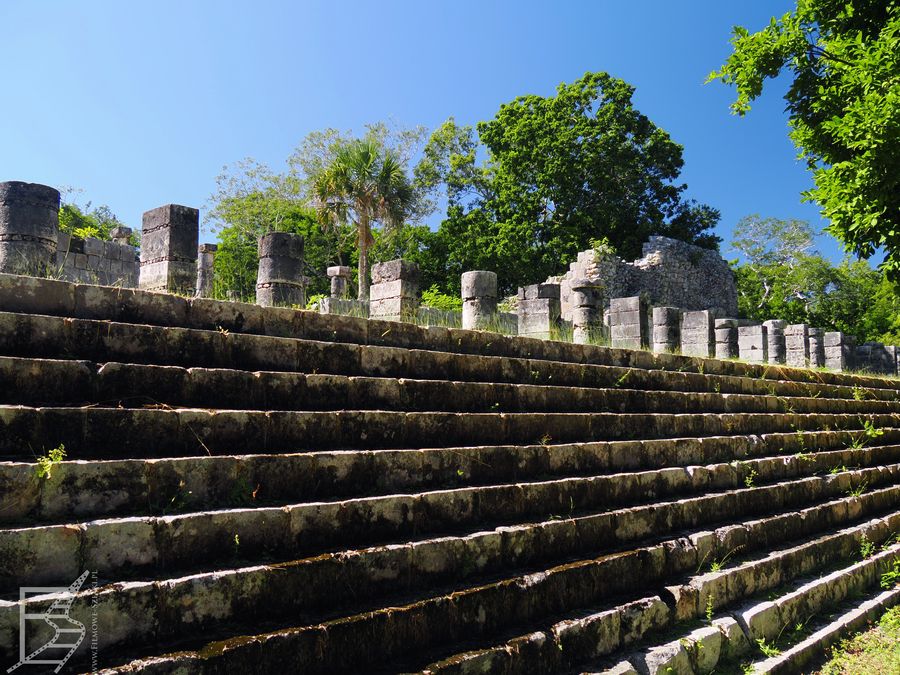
0 181 60 277
140 204 199 294
808 328 825 368
823 331 854 372
371 259 420 284
681 310 715 358
763 319 787 364
609 296 649 350
738 325 767 363
256 232 305 308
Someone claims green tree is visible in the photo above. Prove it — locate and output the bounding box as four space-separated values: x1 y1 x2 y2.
710 2 900 277
418 73 721 295
57 189 133 244
731 214 900 343
311 139 417 301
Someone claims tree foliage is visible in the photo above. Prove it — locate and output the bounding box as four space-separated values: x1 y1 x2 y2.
57 188 132 243
731 214 900 343
710 2 900 277
418 73 721 295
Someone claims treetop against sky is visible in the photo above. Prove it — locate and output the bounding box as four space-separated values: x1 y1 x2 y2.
0 0 854 263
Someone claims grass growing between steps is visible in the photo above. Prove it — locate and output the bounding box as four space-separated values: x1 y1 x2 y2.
815 605 900 674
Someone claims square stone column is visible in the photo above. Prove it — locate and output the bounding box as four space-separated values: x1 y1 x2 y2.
370 259 419 322
139 204 199 294
714 318 739 359
738 325 768 363
609 296 649 350
462 270 499 331
570 278 604 345
785 324 810 368
762 320 787 364
517 283 561 339
824 331 855 372
808 328 826 368
680 309 716 357
652 306 680 354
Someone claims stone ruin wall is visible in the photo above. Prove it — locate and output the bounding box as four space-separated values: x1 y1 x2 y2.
550 236 738 322
56 231 139 287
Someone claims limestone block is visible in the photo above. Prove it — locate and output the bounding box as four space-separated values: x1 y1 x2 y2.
738 325 768 363
681 310 715 358
824 331 855 372
0 181 60 276
762 319 787 364
652 307 680 353
785 324 810 367
461 270 498 300
371 259 419 284
140 204 199 294
808 328 825 368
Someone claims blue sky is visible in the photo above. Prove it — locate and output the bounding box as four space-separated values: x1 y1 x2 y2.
0 1 854 264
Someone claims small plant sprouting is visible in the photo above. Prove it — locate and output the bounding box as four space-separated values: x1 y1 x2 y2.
830 465 848 475
847 481 868 498
705 594 715 623
709 546 742 573
744 468 758 488
880 558 900 589
755 638 781 658
233 533 241 555
539 434 553 447
859 534 875 559
34 444 66 480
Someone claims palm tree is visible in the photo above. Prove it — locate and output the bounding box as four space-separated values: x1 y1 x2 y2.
312 139 415 302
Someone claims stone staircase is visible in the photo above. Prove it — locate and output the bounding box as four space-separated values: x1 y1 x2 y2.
0 273 898 675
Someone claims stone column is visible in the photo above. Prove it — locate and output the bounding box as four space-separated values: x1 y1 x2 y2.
327 265 352 299
194 243 217 298
680 310 716 357
139 204 199 294
609 296 649 350
762 320 787 364
517 283 561 340
824 331 854 372
808 328 826 368
255 232 305 307
652 306 680 354
570 278 604 345
0 181 60 277
785 324 810 368
738 325 768 363
714 318 739 359
110 226 132 247
461 270 499 331
370 259 419 322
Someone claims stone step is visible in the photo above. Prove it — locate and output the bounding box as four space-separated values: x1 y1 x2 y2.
609 543 900 675
2 449 895 592
4 357 900 418
89 509 900 674
5 429 899 527
3 405 898 459
14 481 887 667
408 517 900 675
4 274 899 393
751 587 900 674
2 312 899 405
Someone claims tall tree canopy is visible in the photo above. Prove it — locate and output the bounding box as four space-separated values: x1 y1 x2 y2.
311 140 417 301
710 1 900 277
417 72 721 295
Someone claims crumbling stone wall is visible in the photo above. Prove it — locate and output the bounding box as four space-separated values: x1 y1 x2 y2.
57 232 139 286
551 236 738 322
